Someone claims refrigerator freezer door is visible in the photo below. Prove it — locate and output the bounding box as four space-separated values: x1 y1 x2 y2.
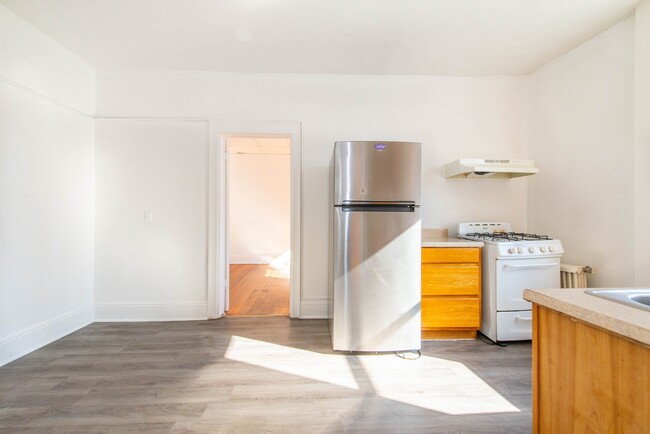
334 141 421 205
332 206 421 351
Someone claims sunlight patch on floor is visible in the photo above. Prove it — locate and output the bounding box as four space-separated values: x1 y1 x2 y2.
264 269 289 279
359 354 521 415
224 336 520 416
224 335 359 390
268 251 290 278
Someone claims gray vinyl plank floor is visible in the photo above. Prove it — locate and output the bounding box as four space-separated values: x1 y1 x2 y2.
0 318 532 433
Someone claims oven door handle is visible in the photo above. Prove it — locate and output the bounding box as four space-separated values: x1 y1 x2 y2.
515 315 533 321
503 263 557 269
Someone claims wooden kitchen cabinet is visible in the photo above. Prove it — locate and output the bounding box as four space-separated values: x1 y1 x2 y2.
532 305 650 434
421 247 481 339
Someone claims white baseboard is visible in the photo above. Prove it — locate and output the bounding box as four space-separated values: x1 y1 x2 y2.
1 298 323 366
94 302 208 322
0 304 93 367
299 298 328 319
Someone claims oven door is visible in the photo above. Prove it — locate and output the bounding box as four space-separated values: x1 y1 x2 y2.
495 257 561 311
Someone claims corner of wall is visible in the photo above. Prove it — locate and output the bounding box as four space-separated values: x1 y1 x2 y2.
0 304 93 367
634 1 650 285
0 3 97 366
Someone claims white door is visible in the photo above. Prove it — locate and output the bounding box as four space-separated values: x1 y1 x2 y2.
495 257 561 311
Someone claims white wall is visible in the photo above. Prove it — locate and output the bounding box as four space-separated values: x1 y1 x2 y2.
0 4 95 366
94 120 209 320
0 5 95 115
96 71 529 317
228 153 291 264
526 17 636 287
634 1 650 286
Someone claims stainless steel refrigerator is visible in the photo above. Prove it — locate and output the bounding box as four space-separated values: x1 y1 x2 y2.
329 141 421 352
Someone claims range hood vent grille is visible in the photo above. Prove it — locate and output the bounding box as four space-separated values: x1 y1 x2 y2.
445 158 539 179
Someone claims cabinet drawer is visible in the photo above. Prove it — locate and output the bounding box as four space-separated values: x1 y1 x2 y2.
421 264 480 296
422 247 479 264
421 297 480 328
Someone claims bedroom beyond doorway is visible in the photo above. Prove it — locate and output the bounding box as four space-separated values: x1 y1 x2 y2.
226 136 291 316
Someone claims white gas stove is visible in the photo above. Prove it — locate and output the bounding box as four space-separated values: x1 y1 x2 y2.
458 222 564 342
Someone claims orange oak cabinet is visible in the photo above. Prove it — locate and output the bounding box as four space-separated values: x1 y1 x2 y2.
532 304 650 433
421 247 481 339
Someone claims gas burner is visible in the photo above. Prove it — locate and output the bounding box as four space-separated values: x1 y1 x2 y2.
506 232 552 241
462 229 553 243
492 233 523 241
465 232 522 242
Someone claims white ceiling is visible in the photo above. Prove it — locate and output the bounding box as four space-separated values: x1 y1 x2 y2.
1 0 642 75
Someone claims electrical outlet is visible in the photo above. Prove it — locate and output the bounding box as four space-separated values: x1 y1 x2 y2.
144 209 153 223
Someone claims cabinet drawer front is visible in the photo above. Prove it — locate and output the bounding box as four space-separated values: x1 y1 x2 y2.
421 297 480 328
422 247 479 264
422 265 480 296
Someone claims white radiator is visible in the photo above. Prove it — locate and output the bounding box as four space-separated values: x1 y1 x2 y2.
560 264 596 289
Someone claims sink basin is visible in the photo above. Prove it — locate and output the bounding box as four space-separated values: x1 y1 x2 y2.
630 294 650 307
586 289 650 312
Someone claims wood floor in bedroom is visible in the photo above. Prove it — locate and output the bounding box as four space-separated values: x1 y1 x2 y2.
0 317 532 433
228 264 290 316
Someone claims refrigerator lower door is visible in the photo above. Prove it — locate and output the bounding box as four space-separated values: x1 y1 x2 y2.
332 205 421 351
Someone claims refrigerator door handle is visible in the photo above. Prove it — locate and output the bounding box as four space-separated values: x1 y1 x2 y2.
341 200 415 206
340 204 416 212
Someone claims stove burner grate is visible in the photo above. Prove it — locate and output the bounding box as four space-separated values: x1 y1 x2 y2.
463 231 553 242
465 232 521 241
506 232 552 240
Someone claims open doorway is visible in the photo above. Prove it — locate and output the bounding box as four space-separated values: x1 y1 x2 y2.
226 136 291 316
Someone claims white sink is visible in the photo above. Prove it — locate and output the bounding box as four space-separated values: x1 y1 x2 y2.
586 289 650 312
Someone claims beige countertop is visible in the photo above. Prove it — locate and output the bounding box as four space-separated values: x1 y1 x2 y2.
524 288 650 346
421 236 484 248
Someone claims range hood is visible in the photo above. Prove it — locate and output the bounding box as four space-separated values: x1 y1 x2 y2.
445 158 539 179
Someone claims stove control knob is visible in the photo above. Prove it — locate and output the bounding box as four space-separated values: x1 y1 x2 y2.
540 246 548 253
508 247 517 254
517 247 524 254
529 246 537 253
549 245 556 253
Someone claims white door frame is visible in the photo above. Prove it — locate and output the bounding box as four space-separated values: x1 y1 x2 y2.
207 120 302 318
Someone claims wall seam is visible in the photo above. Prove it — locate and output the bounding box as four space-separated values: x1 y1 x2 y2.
0 74 94 119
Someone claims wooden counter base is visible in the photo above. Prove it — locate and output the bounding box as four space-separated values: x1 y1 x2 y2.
532 304 650 433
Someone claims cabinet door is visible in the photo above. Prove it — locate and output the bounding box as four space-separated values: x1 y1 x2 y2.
421 297 480 328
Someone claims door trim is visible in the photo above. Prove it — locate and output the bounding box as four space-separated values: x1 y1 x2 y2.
207 120 302 318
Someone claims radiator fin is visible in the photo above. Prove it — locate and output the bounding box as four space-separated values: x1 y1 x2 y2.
560 263 596 289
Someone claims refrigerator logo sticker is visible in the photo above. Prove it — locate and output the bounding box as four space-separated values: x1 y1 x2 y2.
375 143 387 151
